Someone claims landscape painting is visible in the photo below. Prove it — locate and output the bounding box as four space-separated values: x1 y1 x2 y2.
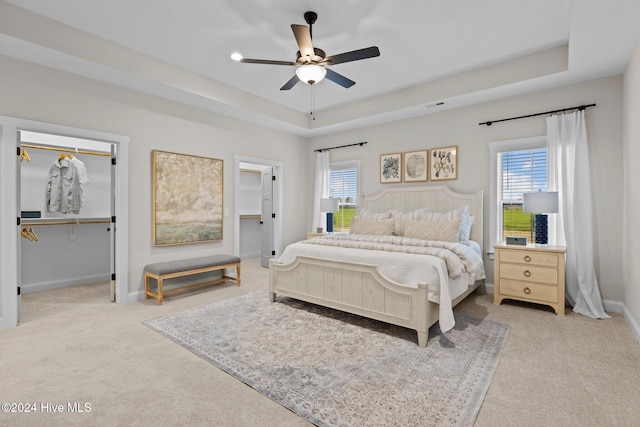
152 150 223 246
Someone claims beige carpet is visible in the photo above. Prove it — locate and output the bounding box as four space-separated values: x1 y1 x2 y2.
1 257 639 426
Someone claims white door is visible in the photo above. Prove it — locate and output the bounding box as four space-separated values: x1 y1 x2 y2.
261 168 274 268
109 144 117 302
16 134 24 322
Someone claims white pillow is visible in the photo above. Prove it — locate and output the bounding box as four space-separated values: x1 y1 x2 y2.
349 217 395 235
458 214 474 242
355 208 393 221
423 205 468 221
389 208 429 236
403 218 461 242
424 205 472 242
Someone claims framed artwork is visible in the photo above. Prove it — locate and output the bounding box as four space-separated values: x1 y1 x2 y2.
152 150 224 246
403 150 428 182
430 146 458 181
380 153 402 183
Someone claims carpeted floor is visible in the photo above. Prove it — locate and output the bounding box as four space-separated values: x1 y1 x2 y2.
145 290 509 427
1 257 639 426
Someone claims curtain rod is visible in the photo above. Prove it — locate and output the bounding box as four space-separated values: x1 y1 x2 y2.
314 141 367 152
478 103 596 126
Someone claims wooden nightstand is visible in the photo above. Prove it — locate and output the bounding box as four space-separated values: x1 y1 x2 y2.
306 232 326 239
494 243 566 315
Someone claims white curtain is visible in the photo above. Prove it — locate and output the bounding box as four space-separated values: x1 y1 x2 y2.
312 151 330 231
547 110 610 318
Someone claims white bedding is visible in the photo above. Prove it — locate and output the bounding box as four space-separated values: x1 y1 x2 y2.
276 235 485 332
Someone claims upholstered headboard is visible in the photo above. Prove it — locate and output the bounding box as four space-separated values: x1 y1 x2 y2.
363 186 484 249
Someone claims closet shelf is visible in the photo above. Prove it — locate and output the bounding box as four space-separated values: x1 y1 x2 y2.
240 214 261 220
20 217 111 226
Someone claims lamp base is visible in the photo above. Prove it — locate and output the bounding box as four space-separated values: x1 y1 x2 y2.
534 214 548 245
326 212 334 233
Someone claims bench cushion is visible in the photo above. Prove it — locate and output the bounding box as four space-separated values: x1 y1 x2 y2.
144 255 240 276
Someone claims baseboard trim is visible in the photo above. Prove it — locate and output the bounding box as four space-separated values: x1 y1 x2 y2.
21 274 110 294
486 286 639 344
621 304 640 344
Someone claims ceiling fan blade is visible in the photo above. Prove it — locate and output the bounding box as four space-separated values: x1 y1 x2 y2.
241 58 297 66
325 68 356 88
291 24 314 62
280 74 300 91
324 46 380 65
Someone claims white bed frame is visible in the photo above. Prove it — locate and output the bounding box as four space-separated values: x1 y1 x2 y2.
269 186 484 347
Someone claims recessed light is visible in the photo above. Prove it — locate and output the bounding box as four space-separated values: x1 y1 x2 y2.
230 52 243 62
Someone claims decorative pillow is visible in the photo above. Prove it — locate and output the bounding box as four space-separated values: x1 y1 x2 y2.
403 218 462 242
355 208 393 221
423 205 472 242
389 208 429 236
423 205 468 221
349 217 395 235
458 214 475 242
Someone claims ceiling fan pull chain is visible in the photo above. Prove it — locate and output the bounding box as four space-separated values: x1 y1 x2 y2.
310 85 315 120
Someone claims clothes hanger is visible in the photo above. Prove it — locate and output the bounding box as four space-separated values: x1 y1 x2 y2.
27 227 39 241
20 227 36 241
58 153 67 161
20 148 31 162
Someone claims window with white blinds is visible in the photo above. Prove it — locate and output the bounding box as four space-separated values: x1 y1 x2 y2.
330 160 360 232
497 147 548 242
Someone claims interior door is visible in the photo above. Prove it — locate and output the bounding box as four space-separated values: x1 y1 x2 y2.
109 144 116 302
16 132 24 322
261 168 274 268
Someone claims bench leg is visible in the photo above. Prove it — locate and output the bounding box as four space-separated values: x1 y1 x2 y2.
236 263 241 287
157 278 163 305
144 274 150 299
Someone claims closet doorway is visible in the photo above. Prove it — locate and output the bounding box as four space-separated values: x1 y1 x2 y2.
233 155 283 267
0 117 129 330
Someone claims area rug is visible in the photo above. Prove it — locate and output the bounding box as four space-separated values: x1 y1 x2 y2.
144 290 509 427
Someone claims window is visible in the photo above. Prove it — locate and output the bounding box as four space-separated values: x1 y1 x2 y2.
489 136 547 248
330 160 360 233
498 148 548 242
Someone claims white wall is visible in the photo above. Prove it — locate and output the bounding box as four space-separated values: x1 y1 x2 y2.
307 76 624 303
623 42 640 333
0 54 308 302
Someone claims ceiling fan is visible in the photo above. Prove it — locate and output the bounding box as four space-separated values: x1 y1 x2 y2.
238 11 380 90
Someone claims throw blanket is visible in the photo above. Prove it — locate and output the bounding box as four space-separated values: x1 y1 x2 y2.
304 234 485 281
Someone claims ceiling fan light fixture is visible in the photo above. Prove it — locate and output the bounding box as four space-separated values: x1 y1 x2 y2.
296 64 326 85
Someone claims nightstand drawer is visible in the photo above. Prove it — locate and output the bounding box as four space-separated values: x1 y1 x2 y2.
499 263 558 285
500 279 558 303
499 249 558 267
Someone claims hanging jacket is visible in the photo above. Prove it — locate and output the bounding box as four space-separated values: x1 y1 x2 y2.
45 157 82 214
70 156 89 206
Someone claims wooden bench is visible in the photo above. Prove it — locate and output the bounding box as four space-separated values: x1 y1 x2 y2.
144 255 241 305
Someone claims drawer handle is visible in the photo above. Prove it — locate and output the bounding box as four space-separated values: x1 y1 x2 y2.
524 287 531 294
524 255 531 262
523 270 531 277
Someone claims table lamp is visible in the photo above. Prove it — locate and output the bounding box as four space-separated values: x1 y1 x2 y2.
320 198 340 233
523 191 559 245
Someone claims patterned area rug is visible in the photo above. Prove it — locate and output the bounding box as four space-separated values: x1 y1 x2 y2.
145 290 509 426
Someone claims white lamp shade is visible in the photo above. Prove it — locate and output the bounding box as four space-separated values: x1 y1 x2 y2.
523 191 559 214
320 197 339 212
296 65 326 85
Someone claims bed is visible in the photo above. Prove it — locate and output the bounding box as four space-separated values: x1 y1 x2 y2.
268 186 484 347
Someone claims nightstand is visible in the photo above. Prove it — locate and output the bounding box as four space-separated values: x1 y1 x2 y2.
494 243 566 315
306 232 326 239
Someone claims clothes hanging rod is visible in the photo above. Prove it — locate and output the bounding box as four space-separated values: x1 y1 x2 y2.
314 141 367 152
478 103 596 126
20 143 112 157
20 219 111 226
